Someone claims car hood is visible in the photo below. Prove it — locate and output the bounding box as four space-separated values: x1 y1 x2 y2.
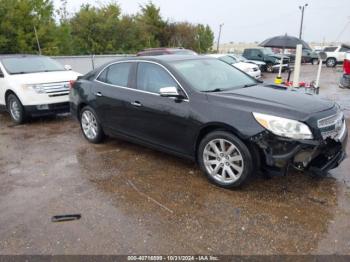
8 70 81 85
233 62 258 71
247 60 265 65
207 85 335 120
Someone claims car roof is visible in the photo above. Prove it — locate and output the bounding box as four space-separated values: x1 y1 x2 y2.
0 54 41 59
140 47 186 51
111 55 211 63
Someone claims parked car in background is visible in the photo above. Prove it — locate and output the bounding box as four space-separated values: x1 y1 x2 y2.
288 49 319 65
242 47 290 73
0 54 80 124
229 53 266 70
70 55 347 188
324 44 350 68
137 48 198 56
340 52 350 88
207 54 261 79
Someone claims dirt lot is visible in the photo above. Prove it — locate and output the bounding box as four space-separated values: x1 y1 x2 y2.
0 65 349 255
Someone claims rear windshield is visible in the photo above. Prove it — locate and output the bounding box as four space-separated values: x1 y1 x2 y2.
1 56 65 75
171 59 256 92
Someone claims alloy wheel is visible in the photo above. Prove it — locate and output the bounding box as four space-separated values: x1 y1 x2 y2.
203 138 244 184
9 99 21 121
81 110 98 140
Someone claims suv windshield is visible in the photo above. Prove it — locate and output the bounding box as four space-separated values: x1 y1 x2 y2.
1 56 65 75
171 59 256 92
261 48 275 55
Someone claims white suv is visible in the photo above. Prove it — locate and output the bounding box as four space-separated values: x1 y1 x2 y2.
0 55 81 124
207 54 261 79
324 44 350 67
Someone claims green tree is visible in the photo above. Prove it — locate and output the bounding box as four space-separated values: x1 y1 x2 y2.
0 0 58 55
137 2 167 47
70 3 121 54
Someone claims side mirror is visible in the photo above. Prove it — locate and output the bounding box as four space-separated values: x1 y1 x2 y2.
0 71 4 78
257 54 262 58
64 64 72 71
160 86 182 98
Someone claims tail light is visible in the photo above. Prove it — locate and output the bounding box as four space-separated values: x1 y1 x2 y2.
344 54 350 74
69 80 76 89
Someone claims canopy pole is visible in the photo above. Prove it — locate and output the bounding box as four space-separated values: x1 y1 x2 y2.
278 48 284 77
293 44 303 88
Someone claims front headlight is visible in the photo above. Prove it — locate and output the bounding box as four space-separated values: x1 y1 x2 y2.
275 59 281 64
253 112 313 140
23 84 45 94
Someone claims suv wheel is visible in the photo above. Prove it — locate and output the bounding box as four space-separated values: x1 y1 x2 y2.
326 58 336 68
80 106 104 143
7 94 26 124
266 63 274 73
198 131 253 188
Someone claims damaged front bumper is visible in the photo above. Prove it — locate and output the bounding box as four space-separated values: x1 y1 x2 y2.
251 120 348 176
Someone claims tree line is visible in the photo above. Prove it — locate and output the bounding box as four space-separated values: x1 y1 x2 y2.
0 0 215 55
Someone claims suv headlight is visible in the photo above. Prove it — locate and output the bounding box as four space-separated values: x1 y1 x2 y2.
23 84 45 94
253 112 313 140
275 59 281 64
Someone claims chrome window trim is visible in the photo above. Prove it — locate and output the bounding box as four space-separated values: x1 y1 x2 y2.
94 60 190 102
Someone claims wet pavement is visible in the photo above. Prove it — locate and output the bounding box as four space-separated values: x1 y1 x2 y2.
0 65 349 255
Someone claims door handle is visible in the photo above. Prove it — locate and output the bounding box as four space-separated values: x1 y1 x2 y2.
131 101 142 107
96 92 103 97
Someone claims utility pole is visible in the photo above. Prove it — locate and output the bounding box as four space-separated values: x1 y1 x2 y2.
33 25 42 55
216 23 224 53
299 4 308 39
31 11 42 55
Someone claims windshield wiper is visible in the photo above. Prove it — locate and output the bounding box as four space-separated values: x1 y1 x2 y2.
242 83 258 88
203 88 223 93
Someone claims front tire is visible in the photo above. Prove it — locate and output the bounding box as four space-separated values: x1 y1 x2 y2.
266 63 274 73
326 58 336 68
6 94 26 124
79 106 104 143
198 131 253 188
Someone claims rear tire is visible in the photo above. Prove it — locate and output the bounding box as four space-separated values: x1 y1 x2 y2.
79 106 104 144
326 58 336 68
6 94 26 124
198 131 253 188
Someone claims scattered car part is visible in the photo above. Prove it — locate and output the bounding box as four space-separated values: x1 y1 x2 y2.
51 214 81 223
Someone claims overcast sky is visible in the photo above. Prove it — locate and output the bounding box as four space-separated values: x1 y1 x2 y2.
54 0 350 43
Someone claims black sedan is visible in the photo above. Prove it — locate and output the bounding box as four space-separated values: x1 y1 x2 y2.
69 56 347 188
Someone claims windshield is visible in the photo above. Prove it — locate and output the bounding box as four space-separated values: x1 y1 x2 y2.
219 55 238 64
1 56 65 75
236 55 248 62
171 59 257 92
261 48 275 55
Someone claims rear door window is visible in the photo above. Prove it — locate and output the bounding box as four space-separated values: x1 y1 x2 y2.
324 47 337 52
97 62 132 87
